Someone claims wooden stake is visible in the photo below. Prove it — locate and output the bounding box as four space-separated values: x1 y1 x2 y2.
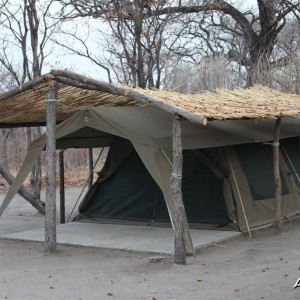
171 114 186 265
59 150 65 224
274 118 282 234
45 80 58 254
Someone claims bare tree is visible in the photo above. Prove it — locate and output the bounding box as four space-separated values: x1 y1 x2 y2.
60 0 300 87
165 17 300 94
164 53 239 93
0 0 60 213
58 0 174 88
270 19 300 93
156 0 300 86
0 0 59 83
54 20 113 83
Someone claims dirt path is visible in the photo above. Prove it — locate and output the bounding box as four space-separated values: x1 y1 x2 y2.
0 189 300 300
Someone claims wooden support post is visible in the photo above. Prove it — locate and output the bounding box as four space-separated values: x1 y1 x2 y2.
88 148 93 189
171 114 186 265
274 118 282 234
45 80 58 254
59 150 65 224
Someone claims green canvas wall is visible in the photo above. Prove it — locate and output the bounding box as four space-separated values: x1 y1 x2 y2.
80 149 229 225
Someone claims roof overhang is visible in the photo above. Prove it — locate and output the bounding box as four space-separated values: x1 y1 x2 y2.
1 70 300 128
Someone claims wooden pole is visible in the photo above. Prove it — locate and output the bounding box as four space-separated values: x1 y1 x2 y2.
45 80 58 254
171 114 186 265
0 75 50 101
59 150 65 224
88 148 93 189
274 118 282 234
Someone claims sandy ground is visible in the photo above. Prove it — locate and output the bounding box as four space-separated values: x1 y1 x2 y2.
0 189 300 300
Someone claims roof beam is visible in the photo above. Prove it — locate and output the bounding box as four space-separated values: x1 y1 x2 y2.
0 74 53 101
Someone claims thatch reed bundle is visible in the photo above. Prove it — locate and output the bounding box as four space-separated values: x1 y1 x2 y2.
0 70 300 127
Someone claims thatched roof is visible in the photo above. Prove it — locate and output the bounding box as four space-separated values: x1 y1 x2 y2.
0 70 300 127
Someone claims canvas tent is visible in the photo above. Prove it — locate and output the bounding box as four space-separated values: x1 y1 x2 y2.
2 106 300 253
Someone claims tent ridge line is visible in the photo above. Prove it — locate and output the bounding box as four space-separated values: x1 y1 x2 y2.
50 70 207 126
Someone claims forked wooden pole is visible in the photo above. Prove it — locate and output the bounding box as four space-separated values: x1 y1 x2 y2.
171 114 186 265
45 80 58 254
274 118 282 234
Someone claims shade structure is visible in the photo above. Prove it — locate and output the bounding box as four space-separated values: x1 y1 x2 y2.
2 70 300 127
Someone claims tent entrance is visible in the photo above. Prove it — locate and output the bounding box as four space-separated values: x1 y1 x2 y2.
77 142 230 228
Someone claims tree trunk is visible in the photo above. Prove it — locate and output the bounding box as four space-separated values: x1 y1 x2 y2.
2 130 8 168
32 127 42 201
134 0 145 88
0 161 45 214
171 114 186 265
27 127 33 184
28 127 42 203
59 150 65 224
88 148 93 189
274 118 282 234
248 51 271 87
27 127 39 200
11 128 20 169
45 80 58 254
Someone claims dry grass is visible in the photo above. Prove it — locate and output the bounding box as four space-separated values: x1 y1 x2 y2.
2 71 300 126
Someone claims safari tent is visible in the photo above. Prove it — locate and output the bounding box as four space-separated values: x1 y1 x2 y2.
1 70 300 255
2 107 300 244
